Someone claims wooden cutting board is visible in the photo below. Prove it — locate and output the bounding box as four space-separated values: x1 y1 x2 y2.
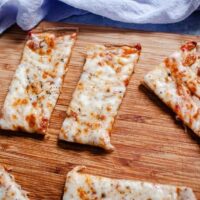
0 21 200 200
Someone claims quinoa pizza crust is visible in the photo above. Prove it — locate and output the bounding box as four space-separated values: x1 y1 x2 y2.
62 166 196 200
59 44 141 150
0 166 29 200
0 31 76 134
144 41 200 137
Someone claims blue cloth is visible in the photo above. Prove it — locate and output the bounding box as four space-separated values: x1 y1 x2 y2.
0 0 200 34
60 11 200 35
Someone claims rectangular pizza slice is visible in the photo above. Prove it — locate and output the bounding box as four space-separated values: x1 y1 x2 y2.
63 166 196 200
0 166 29 200
144 41 200 137
59 44 141 150
0 31 76 134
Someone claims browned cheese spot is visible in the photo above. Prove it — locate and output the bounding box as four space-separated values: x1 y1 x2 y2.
39 117 49 133
189 115 193 126
32 101 37 108
197 68 200 76
48 57 52 63
77 82 84 90
193 109 200 119
33 74 37 80
47 102 53 109
186 103 193 110
122 47 136 56
182 54 196 66
174 104 183 120
26 68 30 73
25 114 36 128
124 78 129 86
96 114 106 121
77 187 89 200
12 115 17 120
27 82 42 95
98 61 104 67
12 98 28 107
176 187 181 195
85 176 92 186
106 106 111 112
63 133 68 140
60 128 65 134
44 36 55 48
10 191 15 197
29 35 55 55
55 62 59 67
187 81 196 93
85 176 96 195
38 49 45 55
12 125 24 131
116 67 121 73
83 128 89 134
134 43 142 51
27 41 36 51
70 110 78 121
46 49 52 55
61 128 68 140
42 72 48 79
165 57 178 75
38 95 45 102
20 99 28 105
101 193 106 198
92 123 100 130
105 60 113 67
164 58 193 95
106 88 110 93
176 83 184 96
99 52 105 57
42 71 56 79
180 41 197 51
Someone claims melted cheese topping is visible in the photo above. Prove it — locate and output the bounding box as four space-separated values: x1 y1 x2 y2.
63 166 196 200
144 41 200 137
0 166 28 200
59 44 141 150
0 32 76 134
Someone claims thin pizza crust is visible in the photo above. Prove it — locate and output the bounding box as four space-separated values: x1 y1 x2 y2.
0 31 76 134
63 166 196 200
144 41 200 137
59 44 141 150
0 166 29 200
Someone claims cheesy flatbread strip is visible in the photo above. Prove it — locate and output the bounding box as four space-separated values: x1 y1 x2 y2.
0 31 76 134
0 166 29 200
59 44 141 150
63 166 196 200
144 41 200 137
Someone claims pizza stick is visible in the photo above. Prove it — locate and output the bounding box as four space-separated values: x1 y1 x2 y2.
59 44 141 150
144 41 200 137
0 31 76 134
63 166 196 200
0 166 29 200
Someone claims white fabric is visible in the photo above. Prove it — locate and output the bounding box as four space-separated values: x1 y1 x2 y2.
61 0 200 23
0 0 200 34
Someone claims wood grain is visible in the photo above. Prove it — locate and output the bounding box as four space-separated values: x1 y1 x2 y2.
0 22 199 200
